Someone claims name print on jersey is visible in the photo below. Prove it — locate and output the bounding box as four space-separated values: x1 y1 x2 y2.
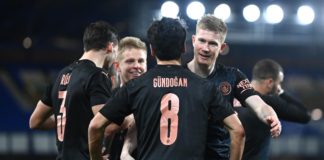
237 79 253 94
153 76 188 88
60 73 71 85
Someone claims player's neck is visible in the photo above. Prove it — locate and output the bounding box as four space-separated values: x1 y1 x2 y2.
156 59 181 65
80 50 107 68
188 59 214 78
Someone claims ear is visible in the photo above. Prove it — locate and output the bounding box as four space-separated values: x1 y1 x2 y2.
192 34 196 46
266 78 274 88
106 42 114 53
220 43 227 53
114 62 121 73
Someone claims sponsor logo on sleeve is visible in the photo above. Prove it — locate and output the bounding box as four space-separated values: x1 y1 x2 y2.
237 79 253 94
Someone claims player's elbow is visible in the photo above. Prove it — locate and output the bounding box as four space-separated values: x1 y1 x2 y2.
89 113 111 135
233 125 245 140
229 124 245 150
224 115 245 140
29 116 41 129
88 119 103 134
29 120 36 129
228 122 245 140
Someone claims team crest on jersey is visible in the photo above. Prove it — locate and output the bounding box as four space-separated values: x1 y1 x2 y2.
219 81 231 95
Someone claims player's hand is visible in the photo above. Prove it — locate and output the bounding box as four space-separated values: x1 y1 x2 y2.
120 152 135 160
266 116 281 138
102 154 109 160
101 146 109 160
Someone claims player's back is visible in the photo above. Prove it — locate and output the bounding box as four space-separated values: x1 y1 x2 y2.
122 65 232 160
51 60 112 160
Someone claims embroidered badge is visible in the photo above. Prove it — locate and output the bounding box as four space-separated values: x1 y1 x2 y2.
219 81 231 95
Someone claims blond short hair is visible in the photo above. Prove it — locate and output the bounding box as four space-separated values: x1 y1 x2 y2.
196 14 228 43
117 36 147 62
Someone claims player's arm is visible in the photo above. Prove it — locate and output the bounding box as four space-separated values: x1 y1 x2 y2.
223 114 245 160
102 114 134 157
29 100 55 130
92 104 105 115
277 90 310 123
87 71 119 159
261 93 311 123
104 114 134 138
88 112 112 160
245 95 281 138
209 81 245 160
89 85 132 160
234 70 281 137
92 104 121 138
120 115 137 160
91 104 126 159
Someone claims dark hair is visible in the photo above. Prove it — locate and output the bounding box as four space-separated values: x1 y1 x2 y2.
83 21 118 52
147 17 186 60
252 59 283 81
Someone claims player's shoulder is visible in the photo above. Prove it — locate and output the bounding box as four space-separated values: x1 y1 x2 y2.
216 63 239 72
78 60 109 78
60 60 110 83
178 66 212 84
79 60 104 72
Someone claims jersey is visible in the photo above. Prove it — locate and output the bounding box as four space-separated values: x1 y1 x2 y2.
107 129 128 160
234 92 310 160
183 63 256 160
100 65 235 160
104 87 131 160
41 59 112 160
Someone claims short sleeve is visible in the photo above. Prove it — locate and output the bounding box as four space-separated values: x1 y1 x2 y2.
87 71 113 107
99 86 132 125
40 83 53 107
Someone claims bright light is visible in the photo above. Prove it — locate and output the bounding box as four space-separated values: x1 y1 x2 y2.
264 4 284 24
161 1 179 18
311 108 322 121
22 37 32 49
214 3 231 21
297 5 315 25
186 1 205 20
243 4 260 22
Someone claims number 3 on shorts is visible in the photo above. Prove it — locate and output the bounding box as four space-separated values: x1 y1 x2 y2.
160 93 179 145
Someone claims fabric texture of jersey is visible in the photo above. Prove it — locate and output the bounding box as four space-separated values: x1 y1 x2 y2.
234 92 310 160
41 60 112 160
100 65 234 160
104 87 132 160
183 62 256 160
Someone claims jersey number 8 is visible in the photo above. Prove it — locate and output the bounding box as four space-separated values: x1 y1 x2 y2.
160 93 179 145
